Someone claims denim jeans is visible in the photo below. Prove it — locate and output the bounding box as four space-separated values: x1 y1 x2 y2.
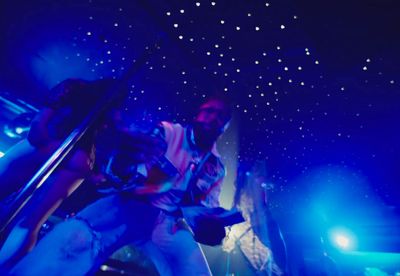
12 194 211 275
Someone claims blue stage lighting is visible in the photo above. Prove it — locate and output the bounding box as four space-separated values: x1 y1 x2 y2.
335 234 350 249
329 227 357 251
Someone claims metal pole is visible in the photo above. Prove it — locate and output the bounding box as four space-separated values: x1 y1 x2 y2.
0 37 164 234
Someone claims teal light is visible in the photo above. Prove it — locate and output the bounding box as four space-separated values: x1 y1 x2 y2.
328 227 357 251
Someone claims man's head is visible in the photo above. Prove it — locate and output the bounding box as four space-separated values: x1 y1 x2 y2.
192 96 232 150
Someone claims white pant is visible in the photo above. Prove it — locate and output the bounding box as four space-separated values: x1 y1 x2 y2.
141 212 212 276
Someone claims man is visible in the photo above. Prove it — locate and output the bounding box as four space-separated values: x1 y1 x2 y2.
0 78 126 270
10 96 233 275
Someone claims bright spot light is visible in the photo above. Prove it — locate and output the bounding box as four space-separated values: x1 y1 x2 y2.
15 127 24 134
335 234 350 248
0 151 4 158
329 227 356 251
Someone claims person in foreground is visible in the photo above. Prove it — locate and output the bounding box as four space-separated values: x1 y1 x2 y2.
0 78 126 270
10 95 234 275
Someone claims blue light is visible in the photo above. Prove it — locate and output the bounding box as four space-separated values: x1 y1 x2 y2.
335 234 350 249
15 127 24 134
329 227 357 251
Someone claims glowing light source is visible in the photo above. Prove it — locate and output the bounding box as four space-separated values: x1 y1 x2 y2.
335 234 350 248
329 227 356 251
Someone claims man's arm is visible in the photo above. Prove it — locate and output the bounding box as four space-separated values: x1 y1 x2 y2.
27 79 85 148
27 108 55 148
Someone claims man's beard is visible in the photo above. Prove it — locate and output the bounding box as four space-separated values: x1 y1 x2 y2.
192 122 222 150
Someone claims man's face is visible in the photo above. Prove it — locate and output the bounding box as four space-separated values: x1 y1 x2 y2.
194 99 230 137
192 99 230 149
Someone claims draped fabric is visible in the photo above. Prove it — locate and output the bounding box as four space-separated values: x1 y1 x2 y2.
223 160 283 275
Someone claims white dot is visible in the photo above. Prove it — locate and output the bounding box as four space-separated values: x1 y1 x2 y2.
366 58 371 62
180 9 185 13
298 66 302 70
248 13 252 17
114 23 118 27
195 2 200 7
178 35 183 39
363 66 368 71
265 2 270 7
293 15 298 19
284 67 288 71
206 52 211 55
315 60 319 64
236 26 241 31
220 20 225 24
277 46 281 50
255 26 260 31
173 23 178 28
211 2 216 6
87 31 92 36
236 69 240 72
255 60 259 64
215 44 219 48
280 25 285 29
390 80 395 84
166 12 171 16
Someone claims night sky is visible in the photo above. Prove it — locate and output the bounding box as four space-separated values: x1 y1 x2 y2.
0 0 399 249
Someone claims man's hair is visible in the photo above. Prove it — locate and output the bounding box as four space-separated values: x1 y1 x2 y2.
198 94 233 122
